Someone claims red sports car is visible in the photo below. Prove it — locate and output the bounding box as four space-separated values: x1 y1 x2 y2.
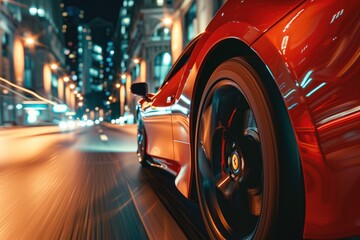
131 0 360 239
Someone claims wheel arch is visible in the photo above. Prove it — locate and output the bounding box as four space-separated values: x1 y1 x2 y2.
189 37 306 236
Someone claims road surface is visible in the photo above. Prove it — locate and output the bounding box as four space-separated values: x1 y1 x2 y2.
0 123 208 239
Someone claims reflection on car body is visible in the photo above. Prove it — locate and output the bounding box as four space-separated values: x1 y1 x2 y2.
131 0 360 239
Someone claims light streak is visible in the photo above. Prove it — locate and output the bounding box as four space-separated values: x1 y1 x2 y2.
284 89 296 98
317 105 360 131
306 82 326 97
0 77 57 105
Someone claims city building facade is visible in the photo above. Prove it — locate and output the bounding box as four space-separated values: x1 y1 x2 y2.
171 0 225 60
114 0 226 119
114 0 174 118
61 2 115 120
0 0 67 125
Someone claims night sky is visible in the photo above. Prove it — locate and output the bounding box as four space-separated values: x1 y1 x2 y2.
64 0 122 24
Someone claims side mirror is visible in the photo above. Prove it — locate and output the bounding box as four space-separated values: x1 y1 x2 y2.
131 82 148 97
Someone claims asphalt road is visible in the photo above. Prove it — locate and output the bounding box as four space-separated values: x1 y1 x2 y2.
0 123 208 239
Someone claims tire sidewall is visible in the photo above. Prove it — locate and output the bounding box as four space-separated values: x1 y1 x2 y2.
137 119 147 164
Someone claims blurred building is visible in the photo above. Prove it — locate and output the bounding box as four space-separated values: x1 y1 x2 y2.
0 0 67 125
171 0 225 60
61 3 115 120
88 18 114 93
113 0 225 118
85 18 114 120
114 0 174 117
61 4 85 114
61 5 84 78
76 24 92 95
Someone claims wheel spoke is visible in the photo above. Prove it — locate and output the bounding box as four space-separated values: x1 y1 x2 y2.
242 109 259 141
216 175 238 198
211 126 226 174
211 87 241 127
198 141 213 181
199 101 214 159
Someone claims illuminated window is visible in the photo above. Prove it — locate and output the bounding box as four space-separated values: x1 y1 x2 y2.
24 55 33 88
152 25 171 40
156 0 164 6
122 17 130 25
157 27 170 39
29 7 37 16
185 2 197 45
37 8 45 17
93 45 102 54
51 74 58 98
2 33 9 58
132 64 140 80
154 52 172 88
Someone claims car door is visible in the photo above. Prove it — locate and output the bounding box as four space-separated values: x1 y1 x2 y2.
142 71 181 161
143 36 200 162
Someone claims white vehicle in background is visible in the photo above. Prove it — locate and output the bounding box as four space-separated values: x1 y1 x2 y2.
58 119 76 131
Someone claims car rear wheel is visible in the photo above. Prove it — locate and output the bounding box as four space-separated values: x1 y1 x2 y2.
137 116 148 166
195 57 303 239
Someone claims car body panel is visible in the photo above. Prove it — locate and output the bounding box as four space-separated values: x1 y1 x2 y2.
176 0 307 105
135 0 360 238
252 0 360 237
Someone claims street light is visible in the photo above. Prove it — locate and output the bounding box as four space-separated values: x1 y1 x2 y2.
133 58 140 64
116 83 121 88
25 37 35 46
50 63 58 70
163 17 172 26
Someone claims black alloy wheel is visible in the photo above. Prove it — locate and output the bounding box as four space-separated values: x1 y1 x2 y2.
195 57 302 239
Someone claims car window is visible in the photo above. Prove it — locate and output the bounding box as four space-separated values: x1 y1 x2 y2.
159 33 201 89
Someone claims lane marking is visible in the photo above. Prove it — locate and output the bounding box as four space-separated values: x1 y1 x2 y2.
99 134 108 141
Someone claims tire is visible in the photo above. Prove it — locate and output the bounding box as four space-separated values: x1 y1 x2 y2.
137 115 148 166
194 57 304 239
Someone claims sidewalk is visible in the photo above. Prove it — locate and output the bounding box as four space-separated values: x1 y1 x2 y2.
0 125 63 138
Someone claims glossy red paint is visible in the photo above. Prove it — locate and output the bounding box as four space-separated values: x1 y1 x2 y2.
252 0 360 237
132 0 360 238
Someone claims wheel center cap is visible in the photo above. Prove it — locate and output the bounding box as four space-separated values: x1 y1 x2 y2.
231 152 240 172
